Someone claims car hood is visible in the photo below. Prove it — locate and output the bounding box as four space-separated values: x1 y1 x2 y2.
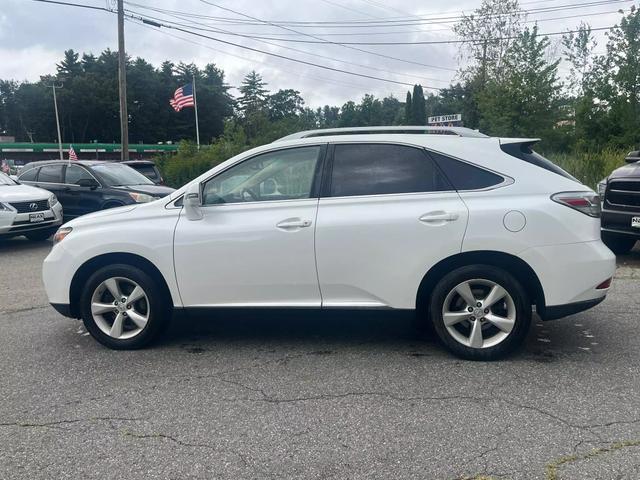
111 184 175 197
609 161 640 180
0 183 50 203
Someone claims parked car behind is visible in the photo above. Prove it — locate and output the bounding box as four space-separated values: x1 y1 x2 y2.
0 171 63 241
18 160 174 220
598 151 640 254
122 160 165 185
43 126 615 360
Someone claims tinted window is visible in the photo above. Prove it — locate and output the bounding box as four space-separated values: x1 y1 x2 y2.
500 142 576 181
38 164 64 183
65 165 94 185
92 163 153 186
429 152 504 190
134 165 160 181
329 143 452 197
202 146 322 205
19 167 38 182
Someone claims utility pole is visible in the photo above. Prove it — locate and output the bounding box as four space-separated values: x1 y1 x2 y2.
48 82 64 160
117 0 129 161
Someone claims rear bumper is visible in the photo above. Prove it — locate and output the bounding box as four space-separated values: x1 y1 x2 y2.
539 296 605 321
519 240 616 307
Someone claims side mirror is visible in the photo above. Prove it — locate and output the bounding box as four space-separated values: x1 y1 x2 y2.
78 178 99 189
184 182 203 221
625 151 640 163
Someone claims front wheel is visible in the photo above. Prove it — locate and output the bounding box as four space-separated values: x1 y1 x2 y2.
429 265 531 361
79 264 171 349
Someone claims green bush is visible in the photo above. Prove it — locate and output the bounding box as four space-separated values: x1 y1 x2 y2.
547 148 627 188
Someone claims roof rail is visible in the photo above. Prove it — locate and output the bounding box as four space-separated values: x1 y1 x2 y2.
274 126 488 142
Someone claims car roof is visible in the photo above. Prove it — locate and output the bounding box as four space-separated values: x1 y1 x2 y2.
122 160 156 166
275 126 489 142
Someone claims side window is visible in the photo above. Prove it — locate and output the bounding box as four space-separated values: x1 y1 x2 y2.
329 143 452 197
202 146 322 205
37 165 64 183
428 152 504 190
65 165 93 185
19 167 38 182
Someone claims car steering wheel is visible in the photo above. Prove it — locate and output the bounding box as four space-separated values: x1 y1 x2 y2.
242 188 259 201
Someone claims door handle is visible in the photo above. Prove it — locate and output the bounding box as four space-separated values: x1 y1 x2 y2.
276 219 312 230
419 212 459 223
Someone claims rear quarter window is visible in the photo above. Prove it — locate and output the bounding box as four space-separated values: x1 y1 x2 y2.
428 152 505 190
500 142 577 181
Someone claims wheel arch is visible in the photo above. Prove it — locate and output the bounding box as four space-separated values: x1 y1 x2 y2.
416 250 545 314
69 252 174 318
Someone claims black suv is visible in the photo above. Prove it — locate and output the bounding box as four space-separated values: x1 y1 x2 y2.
18 160 174 220
600 151 640 254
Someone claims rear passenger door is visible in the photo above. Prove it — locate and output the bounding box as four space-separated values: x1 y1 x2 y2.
33 164 66 200
314 143 469 309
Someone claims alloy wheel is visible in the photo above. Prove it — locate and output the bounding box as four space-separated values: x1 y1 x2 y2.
90 277 150 339
441 278 516 349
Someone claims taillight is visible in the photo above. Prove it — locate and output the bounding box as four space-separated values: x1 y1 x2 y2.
551 192 601 218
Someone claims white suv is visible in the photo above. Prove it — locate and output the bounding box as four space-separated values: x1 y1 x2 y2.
43 127 615 360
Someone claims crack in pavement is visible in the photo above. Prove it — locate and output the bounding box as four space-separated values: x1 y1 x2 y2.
0 416 145 431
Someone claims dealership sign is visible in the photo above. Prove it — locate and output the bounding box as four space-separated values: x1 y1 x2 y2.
428 114 462 124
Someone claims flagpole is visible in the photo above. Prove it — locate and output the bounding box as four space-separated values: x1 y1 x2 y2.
192 75 201 150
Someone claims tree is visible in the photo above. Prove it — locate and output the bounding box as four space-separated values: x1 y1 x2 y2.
476 26 561 138
411 85 426 124
454 0 524 83
237 70 268 117
562 23 597 98
56 49 82 77
404 91 412 125
267 89 304 120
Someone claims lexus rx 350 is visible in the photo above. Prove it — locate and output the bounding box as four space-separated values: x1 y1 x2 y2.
43 127 616 360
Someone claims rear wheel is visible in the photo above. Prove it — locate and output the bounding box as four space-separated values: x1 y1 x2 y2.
602 233 636 255
79 264 171 349
429 265 531 361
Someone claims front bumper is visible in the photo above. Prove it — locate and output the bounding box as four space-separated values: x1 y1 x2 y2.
602 208 640 239
0 203 63 237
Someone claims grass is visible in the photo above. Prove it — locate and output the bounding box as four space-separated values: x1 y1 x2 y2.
547 148 628 189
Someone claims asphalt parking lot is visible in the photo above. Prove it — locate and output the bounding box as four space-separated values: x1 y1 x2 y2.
0 239 639 480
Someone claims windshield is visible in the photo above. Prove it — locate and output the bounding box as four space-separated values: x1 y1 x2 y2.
92 163 154 186
0 172 16 186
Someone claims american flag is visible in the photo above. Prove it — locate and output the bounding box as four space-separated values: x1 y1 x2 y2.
170 83 195 112
68 145 78 161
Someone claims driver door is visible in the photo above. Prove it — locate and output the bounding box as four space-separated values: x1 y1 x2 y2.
174 145 325 307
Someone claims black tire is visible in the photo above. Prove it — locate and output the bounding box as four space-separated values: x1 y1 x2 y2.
79 264 171 349
602 233 636 255
24 227 57 241
429 265 531 361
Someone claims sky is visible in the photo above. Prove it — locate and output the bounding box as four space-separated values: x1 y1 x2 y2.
0 0 632 108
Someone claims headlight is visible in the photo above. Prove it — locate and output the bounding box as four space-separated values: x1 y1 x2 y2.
128 192 157 203
597 179 607 197
53 226 73 244
48 194 59 208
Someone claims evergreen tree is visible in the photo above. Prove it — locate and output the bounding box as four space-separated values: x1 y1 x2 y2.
404 91 412 125
237 71 268 117
411 85 426 124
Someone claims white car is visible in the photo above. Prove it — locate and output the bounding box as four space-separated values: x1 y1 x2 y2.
43 127 615 360
0 171 63 241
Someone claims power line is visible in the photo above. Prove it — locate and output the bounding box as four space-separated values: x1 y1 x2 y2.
198 0 457 72
126 0 628 27
124 6 453 84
